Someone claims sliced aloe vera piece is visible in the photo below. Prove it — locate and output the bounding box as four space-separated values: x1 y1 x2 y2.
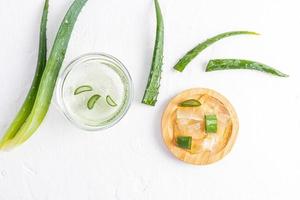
74 85 93 95
176 136 192 150
179 99 201 107
87 94 101 110
106 95 117 107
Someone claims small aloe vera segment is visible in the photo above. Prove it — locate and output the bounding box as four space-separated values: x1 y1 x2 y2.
74 85 93 95
176 136 192 150
87 95 101 110
205 115 218 133
178 99 201 107
106 95 117 107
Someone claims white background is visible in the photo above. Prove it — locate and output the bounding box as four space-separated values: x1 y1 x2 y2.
0 0 299 199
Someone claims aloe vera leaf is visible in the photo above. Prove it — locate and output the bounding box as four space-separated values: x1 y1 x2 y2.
142 0 164 106
174 31 259 72
87 94 101 110
0 0 49 147
176 136 192 150
206 59 289 77
0 0 88 149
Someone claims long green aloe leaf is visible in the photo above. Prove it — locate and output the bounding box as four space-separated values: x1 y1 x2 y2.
174 31 259 72
206 59 289 77
0 0 49 148
0 0 88 149
142 0 164 106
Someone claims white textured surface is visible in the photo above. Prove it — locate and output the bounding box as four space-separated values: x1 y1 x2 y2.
0 0 299 199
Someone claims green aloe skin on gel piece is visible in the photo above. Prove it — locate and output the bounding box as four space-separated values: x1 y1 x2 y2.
74 85 93 95
205 115 218 133
176 136 192 150
179 99 201 107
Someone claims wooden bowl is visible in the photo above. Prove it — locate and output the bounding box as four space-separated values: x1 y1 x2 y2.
161 88 239 165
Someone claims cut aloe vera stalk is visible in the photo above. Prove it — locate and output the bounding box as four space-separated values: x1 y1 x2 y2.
74 85 93 95
87 94 101 110
106 95 117 107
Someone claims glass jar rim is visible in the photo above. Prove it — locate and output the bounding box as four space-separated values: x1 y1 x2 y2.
56 52 133 131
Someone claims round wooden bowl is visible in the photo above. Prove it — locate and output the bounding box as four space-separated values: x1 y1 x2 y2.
161 88 239 165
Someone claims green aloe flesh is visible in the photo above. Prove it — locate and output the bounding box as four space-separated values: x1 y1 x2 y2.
0 0 88 150
206 59 289 77
106 95 117 107
178 99 201 107
176 136 192 150
205 115 218 133
0 0 49 148
174 31 259 72
87 95 101 110
142 0 164 106
74 85 93 95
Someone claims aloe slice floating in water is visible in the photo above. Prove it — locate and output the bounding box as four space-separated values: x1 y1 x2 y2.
87 95 101 110
106 95 117 107
74 85 93 95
